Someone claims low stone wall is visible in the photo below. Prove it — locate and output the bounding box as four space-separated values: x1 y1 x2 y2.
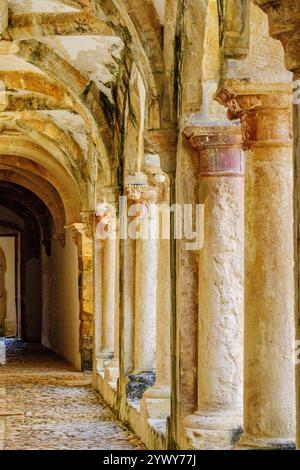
94 369 169 450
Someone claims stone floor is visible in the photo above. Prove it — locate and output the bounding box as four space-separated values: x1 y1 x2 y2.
0 339 145 450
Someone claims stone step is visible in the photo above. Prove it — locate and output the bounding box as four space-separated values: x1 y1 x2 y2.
0 372 92 386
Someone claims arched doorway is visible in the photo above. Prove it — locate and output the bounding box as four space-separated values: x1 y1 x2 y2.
0 178 83 370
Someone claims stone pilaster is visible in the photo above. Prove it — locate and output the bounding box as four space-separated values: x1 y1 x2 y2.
218 86 296 449
182 123 244 450
69 212 95 371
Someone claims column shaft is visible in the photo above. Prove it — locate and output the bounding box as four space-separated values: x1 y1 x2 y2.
242 99 296 448
183 124 244 449
142 193 172 419
94 239 102 358
218 88 297 448
134 212 158 373
198 176 244 421
102 237 116 353
104 230 120 384
126 186 158 400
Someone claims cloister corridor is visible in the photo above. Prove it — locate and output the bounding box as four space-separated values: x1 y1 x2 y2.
2 0 300 453
0 340 144 450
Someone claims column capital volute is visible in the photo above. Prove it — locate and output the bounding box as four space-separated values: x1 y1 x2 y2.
95 201 117 235
125 184 158 204
215 84 293 149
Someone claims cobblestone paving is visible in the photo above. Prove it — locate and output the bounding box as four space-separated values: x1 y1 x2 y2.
0 340 145 450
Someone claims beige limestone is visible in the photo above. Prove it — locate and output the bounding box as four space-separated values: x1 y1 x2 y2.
242 105 296 449
0 237 17 337
218 87 296 448
0 0 299 453
183 124 244 449
101 238 116 354
133 194 158 374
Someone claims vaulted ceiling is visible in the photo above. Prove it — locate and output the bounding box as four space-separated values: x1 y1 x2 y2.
0 0 164 229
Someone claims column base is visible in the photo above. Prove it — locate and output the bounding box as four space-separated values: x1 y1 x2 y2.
104 358 119 384
235 434 296 450
96 352 113 371
4 319 16 337
126 372 156 400
141 385 171 419
183 411 243 450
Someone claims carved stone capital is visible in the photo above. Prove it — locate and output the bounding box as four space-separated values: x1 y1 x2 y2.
95 202 117 239
126 185 158 204
255 0 300 75
80 211 95 239
68 223 86 246
67 212 95 246
216 87 292 149
183 124 244 177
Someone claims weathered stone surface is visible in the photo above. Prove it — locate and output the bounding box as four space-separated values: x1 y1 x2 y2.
0 0 299 453
0 340 144 450
126 372 156 400
0 0 8 39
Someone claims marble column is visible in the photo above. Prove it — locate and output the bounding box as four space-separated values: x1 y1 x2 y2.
183 123 244 449
126 185 158 400
219 87 296 448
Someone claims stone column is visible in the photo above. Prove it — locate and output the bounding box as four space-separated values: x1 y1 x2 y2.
142 170 172 419
96 203 117 370
255 0 300 451
247 0 300 450
104 226 120 385
94 238 102 361
102 238 116 352
126 185 158 400
219 86 296 449
183 123 244 449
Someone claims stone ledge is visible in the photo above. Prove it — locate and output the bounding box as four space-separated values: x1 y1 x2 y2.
95 370 169 450
0 372 92 386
